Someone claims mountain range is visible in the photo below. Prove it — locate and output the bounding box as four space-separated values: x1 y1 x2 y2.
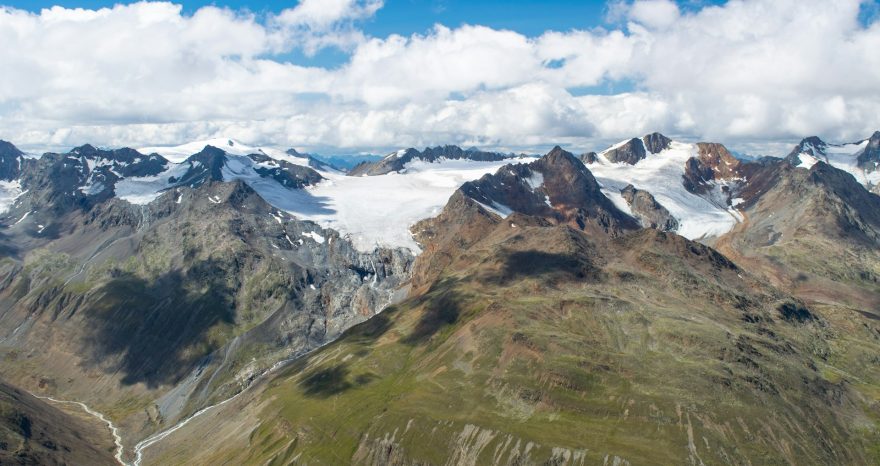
0 132 878 465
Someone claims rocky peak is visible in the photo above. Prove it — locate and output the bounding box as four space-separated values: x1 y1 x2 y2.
175 146 229 187
856 130 880 171
682 142 744 195
797 136 827 155
0 140 24 181
785 136 827 166
285 148 331 171
246 152 324 188
70 145 169 179
642 132 672 154
578 151 598 164
695 143 743 178
349 145 512 176
542 145 576 165
458 145 638 236
603 138 647 165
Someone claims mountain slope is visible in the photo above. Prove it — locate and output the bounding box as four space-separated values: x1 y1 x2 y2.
139 147 880 466
0 380 117 465
583 134 744 240
0 176 411 462
716 158 880 311
784 132 880 188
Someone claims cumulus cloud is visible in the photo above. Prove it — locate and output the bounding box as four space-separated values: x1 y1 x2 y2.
628 0 680 29
0 0 878 155
275 0 384 54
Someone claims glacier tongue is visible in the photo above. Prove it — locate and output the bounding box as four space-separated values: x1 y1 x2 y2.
282 159 516 253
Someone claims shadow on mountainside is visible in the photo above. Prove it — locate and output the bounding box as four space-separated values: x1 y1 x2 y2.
491 250 603 286
300 365 352 397
82 258 236 388
403 278 463 345
0 229 17 258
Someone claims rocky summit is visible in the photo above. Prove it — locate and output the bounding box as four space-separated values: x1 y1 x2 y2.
0 132 879 466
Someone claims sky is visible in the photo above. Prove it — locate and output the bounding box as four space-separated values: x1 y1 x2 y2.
0 0 878 155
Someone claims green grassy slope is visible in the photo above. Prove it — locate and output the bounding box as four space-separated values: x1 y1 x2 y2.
150 223 880 465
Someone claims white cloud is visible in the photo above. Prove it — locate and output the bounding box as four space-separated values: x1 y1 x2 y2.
277 0 382 28
628 0 680 29
275 0 384 54
0 0 879 156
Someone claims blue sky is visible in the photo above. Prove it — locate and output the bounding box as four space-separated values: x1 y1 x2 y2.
3 1 615 67
0 0 731 71
5 0 613 32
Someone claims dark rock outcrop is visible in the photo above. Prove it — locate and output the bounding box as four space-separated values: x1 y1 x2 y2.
247 152 324 188
642 132 673 154
603 138 647 165
856 131 880 172
620 184 678 231
682 142 743 195
459 146 639 235
0 140 24 181
349 145 513 176
578 151 598 164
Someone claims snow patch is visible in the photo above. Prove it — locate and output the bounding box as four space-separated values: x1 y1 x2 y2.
13 210 32 225
474 200 514 218
302 231 325 244
0 180 23 215
525 171 544 190
795 153 820 169
115 161 191 205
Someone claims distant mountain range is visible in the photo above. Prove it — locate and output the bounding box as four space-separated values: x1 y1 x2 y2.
1 132 879 465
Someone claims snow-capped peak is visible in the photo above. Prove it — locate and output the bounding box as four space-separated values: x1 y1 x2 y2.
138 138 312 168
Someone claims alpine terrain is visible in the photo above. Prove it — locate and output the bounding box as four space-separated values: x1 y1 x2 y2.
0 132 878 466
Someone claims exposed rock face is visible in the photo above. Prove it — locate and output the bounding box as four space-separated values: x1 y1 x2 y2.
2 144 325 226
620 184 678 231
578 151 598 164
0 176 412 445
412 146 638 291
459 146 639 235
600 133 671 165
642 132 672 154
349 145 513 176
787 136 827 160
175 145 325 189
0 141 24 181
246 152 324 188
603 138 647 165
856 131 880 172
682 142 743 195
14 145 169 213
